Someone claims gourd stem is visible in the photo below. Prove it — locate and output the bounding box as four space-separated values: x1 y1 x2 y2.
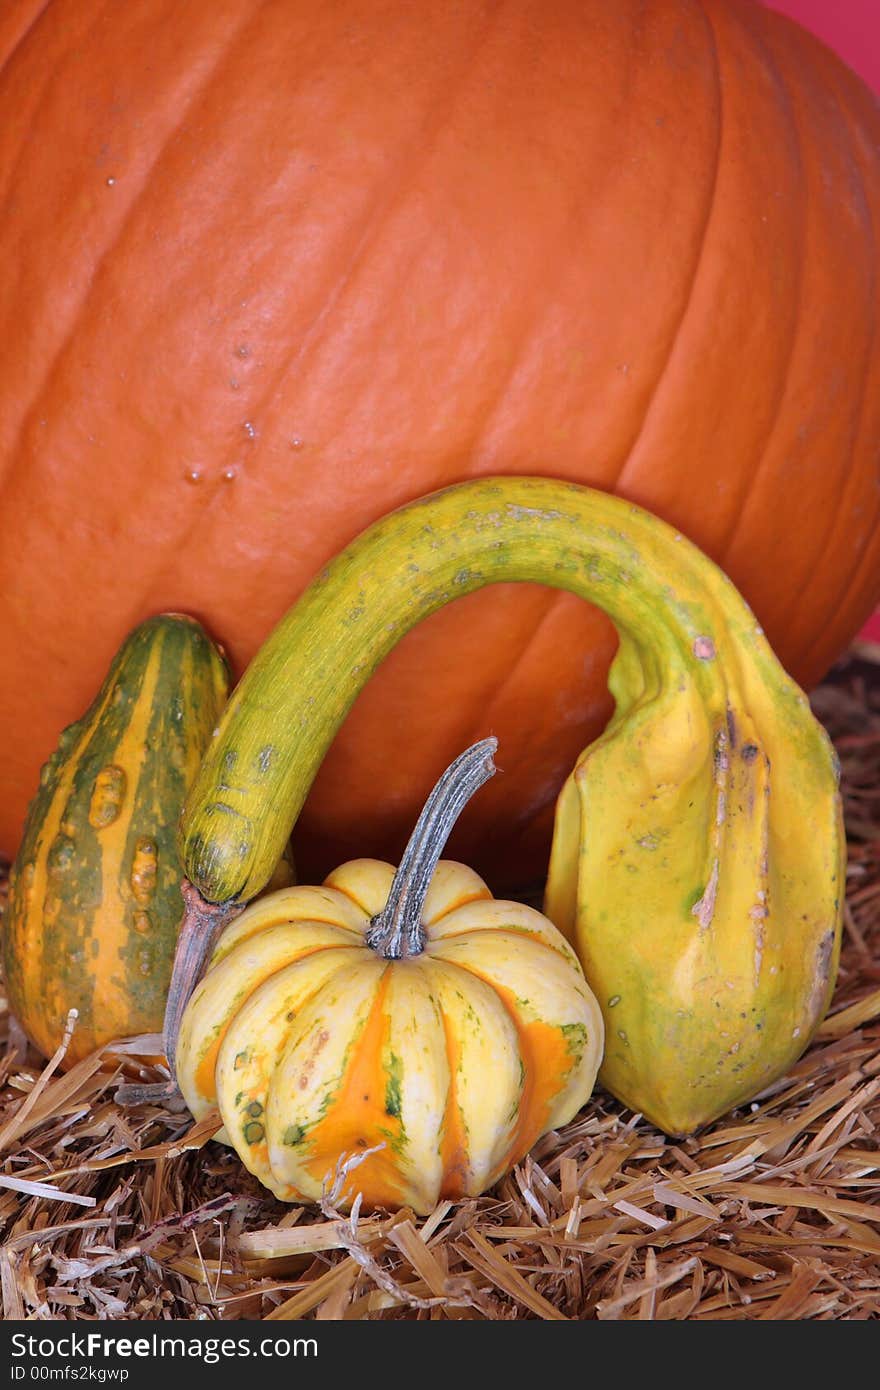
366 738 497 959
163 881 243 1084
117 882 243 1105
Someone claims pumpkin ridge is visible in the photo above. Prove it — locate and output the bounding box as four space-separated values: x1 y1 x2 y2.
0 0 99 232
4 3 259 493
616 0 724 497
464 9 663 480
235 4 515 462
0 0 52 73
772 32 879 636
710 5 808 568
719 3 880 668
771 130 879 637
463 4 689 478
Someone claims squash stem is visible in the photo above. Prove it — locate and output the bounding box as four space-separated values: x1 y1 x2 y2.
366 738 497 959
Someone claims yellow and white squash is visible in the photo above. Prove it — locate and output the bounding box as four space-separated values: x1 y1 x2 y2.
175 740 603 1213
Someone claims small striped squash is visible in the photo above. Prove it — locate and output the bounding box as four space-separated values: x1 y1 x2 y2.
176 742 603 1214
4 614 229 1064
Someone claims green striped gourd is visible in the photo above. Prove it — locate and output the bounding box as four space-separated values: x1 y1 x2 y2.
4 614 229 1064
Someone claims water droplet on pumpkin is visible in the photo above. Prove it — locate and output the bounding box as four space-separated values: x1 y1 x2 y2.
222 467 238 482
106 177 116 186
185 468 204 484
243 421 257 439
290 436 304 450
89 764 127 828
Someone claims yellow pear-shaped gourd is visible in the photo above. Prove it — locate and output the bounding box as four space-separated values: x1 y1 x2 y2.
175 741 603 1213
176 478 844 1136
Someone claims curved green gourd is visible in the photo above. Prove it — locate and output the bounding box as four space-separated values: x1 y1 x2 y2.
178 478 844 1133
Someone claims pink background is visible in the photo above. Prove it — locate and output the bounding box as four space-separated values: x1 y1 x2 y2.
767 0 879 94
766 1 880 645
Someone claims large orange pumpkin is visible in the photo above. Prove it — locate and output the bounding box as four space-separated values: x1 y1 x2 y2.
1 0 878 887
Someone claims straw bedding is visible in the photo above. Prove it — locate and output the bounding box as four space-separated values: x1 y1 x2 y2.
0 649 877 1321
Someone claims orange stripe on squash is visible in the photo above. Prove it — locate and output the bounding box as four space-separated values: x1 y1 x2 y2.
474 978 577 1180
438 1010 470 1201
299 969 407 1210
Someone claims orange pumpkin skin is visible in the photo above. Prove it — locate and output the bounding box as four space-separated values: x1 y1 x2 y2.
1 0 878 886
